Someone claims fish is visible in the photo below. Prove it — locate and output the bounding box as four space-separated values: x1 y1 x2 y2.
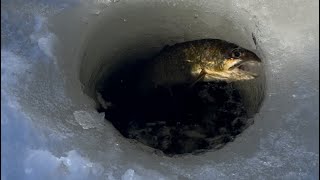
145 39 262 89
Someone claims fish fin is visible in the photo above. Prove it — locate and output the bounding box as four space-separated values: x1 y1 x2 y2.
189 70 206 88
185 59 193 63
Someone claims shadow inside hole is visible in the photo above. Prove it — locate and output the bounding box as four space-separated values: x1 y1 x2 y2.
96 58 254 155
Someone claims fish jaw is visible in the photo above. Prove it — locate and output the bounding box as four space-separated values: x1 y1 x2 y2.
189 60 259 82
204 69 257 82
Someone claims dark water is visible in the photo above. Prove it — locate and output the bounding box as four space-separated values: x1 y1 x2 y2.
96 59 252 155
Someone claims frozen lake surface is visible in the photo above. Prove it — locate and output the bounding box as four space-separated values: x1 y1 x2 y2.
1 0 319 179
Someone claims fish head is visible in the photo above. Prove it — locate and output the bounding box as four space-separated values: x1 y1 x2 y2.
199 46 262 82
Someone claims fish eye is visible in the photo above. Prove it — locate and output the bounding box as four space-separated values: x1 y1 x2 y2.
231 49 241 58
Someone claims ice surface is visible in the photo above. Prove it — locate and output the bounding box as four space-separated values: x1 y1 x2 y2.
23 150 106 180
73 110 105 130
1 0 319 179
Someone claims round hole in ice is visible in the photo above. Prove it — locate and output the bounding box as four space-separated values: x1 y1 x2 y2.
74 2 267 156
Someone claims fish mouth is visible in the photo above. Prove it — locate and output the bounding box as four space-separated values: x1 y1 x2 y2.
194 58 261 83
228 59 259 70
228 59 261 77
